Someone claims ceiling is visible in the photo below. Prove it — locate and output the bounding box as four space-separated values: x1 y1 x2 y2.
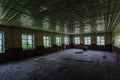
0 0 120 34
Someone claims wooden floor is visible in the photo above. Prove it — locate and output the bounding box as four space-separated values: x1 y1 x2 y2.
0 49 120 80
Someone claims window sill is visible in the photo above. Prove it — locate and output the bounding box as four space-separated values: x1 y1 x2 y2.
0 51 5 54
23 48 35 51
44 47 51 48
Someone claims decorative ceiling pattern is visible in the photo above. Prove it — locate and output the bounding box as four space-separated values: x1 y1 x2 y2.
0 0 120 34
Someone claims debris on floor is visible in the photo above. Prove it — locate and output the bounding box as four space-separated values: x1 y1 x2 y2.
75 59 92 63
58 66 69 72
102 54 107 59
75 51 83 54
62 58 70 60
0 49 120 80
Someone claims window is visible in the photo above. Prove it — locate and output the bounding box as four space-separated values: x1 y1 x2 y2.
97 36 105 45
43 36 51 48
22 34 34 49
64 37 69 45
56 37 62 46
84 37 91 45
74 37 80 44
0 32 4 52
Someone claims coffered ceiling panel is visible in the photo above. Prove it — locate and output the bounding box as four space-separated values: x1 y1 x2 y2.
0 0 120 34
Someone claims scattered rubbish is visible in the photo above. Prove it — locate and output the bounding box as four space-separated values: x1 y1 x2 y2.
75 51 83 54
58 66 69 72
75 59 92 63
62 58 70 60
103 56 106 58
102 54 107 58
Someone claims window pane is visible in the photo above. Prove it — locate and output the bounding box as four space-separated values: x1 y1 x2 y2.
97 36 100 39
43 36 46 39
101 43 104 45
0 35 2 39
28 44 32 48
101 40 105 43
88 37 90 39
88 40 90 44
101 37 104 39
97 43 100 45
28 35 32 39
22 40 27 44
22 35 27 39
84 37 87 40
22 45 27 49
28 40 32 44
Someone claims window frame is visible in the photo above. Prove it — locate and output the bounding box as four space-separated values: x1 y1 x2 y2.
56 36 62 46
74 37 80 45
84 37 91 45
96 36 105 45
0 32 4 52
64 37 69 45
43 36 51 48
22 33 34 50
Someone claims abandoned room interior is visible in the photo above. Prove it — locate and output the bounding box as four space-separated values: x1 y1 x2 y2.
0 0 120 80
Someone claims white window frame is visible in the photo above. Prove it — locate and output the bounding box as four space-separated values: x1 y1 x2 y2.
0 32 4 52
64 37 69 45
56 36 62 46
43 36 51 48
96 36 105 45
74 37 80 44
84 37 91 45
22 33 34 50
